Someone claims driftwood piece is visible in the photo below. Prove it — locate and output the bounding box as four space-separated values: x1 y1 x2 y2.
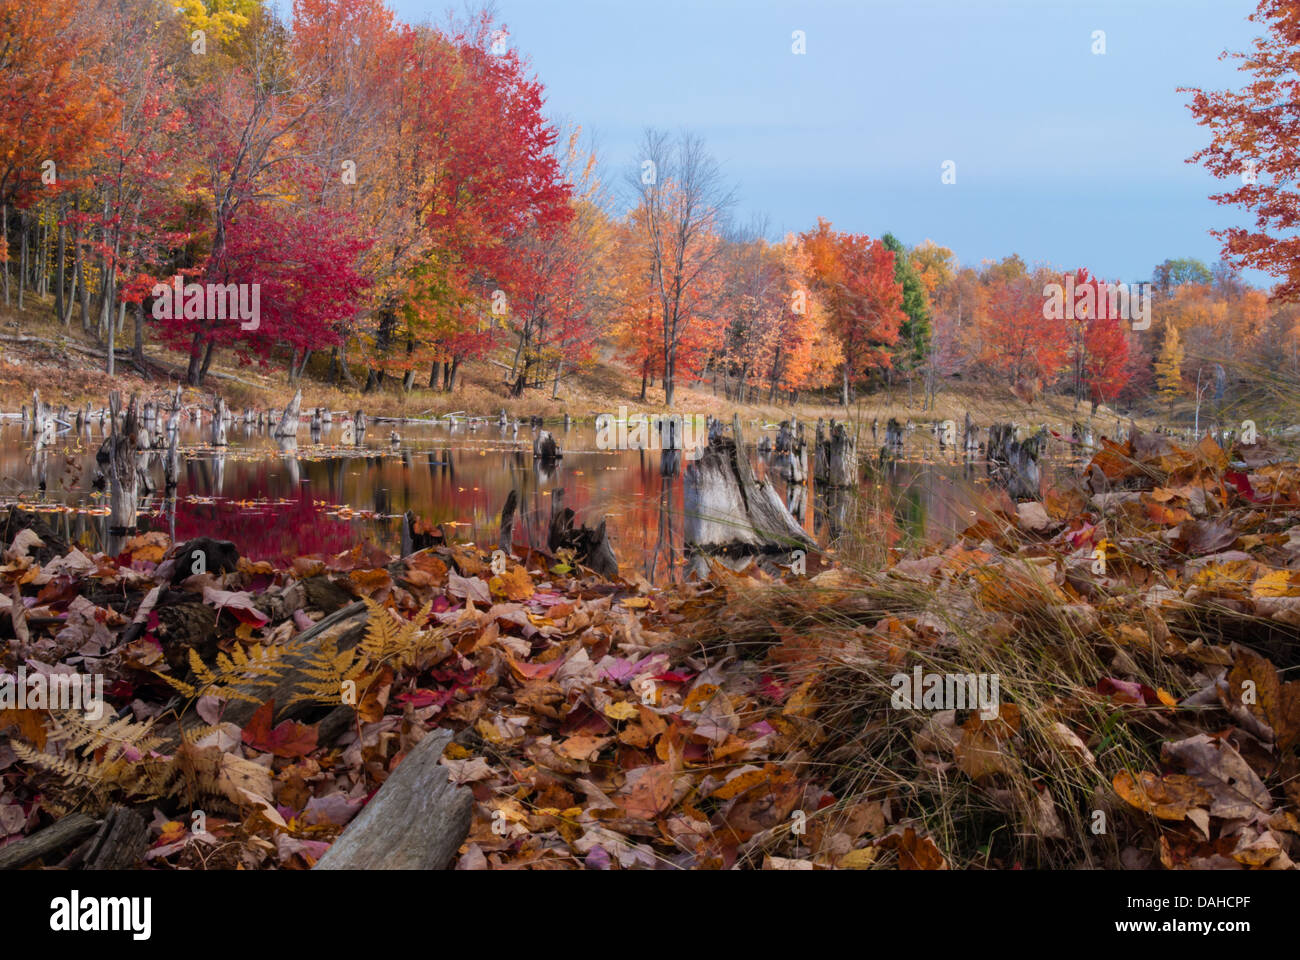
0 812 99 870
313 728 472 870
684 415 816 559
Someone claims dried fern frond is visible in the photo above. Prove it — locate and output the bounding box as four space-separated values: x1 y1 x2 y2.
154 641 295 707
358 597 439 672
289 629 368 708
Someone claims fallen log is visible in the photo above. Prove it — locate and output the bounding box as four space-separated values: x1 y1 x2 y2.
157 601 370 748
0 812 99 870
79 805 150 870
313 727 472 870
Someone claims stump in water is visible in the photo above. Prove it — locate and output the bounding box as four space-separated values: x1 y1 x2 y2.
963 412 978 455
533 430 561 461
274 390 302 438
548 488 618 578
884 417 904 451
818 420 859 486
163 399 181 491
684 415 815 569
813 418 828 481
211 396 228 446
498 489 519 553
105 392 140 541
986 422 1046 501
783 429 808 484
400 510 447 557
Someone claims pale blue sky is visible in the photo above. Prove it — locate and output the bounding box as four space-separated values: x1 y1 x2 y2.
389 0 1268 286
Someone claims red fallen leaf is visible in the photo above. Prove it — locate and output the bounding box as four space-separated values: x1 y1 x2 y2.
651 671 692 684
1064 520 1097 550
757 674 789 701
1097 677 1162 706
395 688 452 709
1224 471 1268 504
107 680 134 700
506 653 565 681
241 700 319 758
559 704 610 736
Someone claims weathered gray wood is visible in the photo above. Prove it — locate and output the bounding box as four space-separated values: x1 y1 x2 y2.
81 805 149 870
212 396 228 446
106 392 139 536
820 420 859 486
0 812 99 870
987 422 1046 501
274 389 302 438
313 728 472 870
684 415 816 556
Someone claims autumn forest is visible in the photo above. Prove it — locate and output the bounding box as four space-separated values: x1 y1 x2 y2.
3 0 1300 908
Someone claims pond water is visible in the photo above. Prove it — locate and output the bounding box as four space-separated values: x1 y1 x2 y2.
0 417 1073 579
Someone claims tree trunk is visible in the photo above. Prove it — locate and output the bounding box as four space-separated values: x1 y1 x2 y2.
55 204 66 324
198 337 216 385
186 332 204 386
133 300 144 366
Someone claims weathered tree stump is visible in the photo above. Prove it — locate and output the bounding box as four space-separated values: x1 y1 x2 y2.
684 415 816 563
819 420 859 486
813 418 828 481
401 511 448 557
106 392 140 539
533 430 561 461
498 489 519 553
211 396 228 446
884 417 904 450
274 390 302 438
549 489 618 578
986 422 1046 501
313 728 472 870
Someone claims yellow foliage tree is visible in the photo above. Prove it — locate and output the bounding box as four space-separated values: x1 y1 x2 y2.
1155 322 1185 410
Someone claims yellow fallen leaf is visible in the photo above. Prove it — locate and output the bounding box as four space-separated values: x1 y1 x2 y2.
838 847 878 869
604 701 639 721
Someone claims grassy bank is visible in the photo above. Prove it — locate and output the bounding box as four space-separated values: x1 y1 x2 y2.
0 296 1142 433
